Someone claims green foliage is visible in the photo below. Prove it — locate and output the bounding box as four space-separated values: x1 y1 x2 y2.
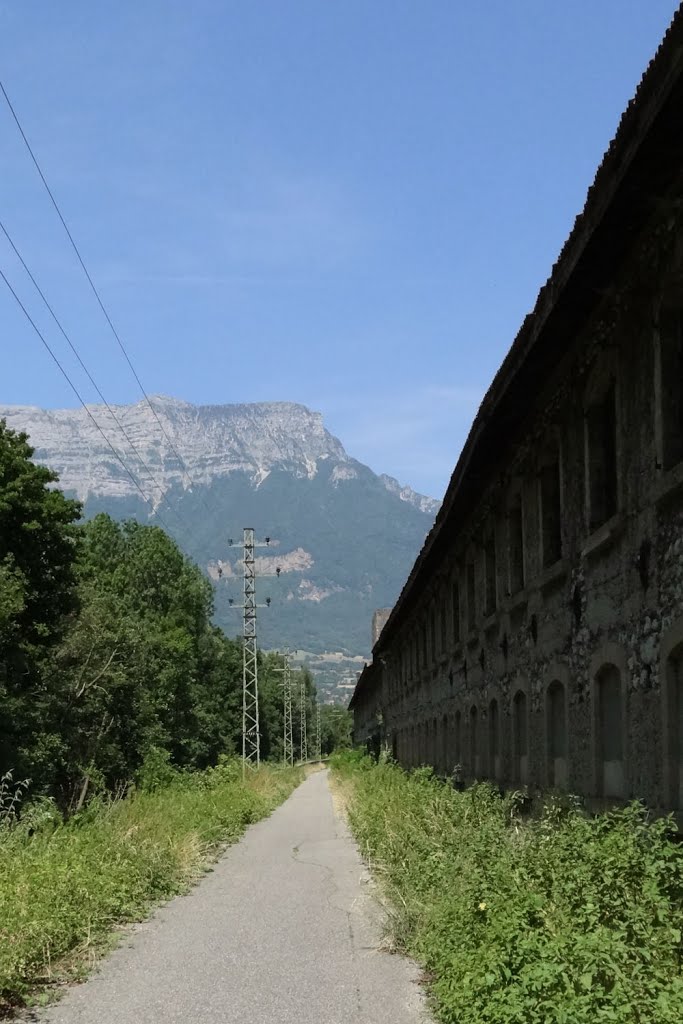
135 746 179 792
0 422 304 807
335 760 683 1024
320 705 353 754
0 421 81 786
0 771 30 827
0 762 303 1010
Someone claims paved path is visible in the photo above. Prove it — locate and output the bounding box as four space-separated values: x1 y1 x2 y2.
33 770 429 1024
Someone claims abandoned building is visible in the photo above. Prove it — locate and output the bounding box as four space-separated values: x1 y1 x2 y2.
350 9 683 814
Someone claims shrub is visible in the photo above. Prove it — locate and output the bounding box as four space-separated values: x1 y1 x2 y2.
337 760 683 1024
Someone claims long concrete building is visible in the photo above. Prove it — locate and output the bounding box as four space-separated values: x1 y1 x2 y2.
350 7 683 815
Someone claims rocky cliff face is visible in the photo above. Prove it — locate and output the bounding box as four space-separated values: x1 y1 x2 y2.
0 397 439 697
0 396 440 514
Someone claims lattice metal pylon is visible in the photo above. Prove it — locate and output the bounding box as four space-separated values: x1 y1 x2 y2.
242 527 260 771
315 702 321 761
283 648 294 766
300 678 308 763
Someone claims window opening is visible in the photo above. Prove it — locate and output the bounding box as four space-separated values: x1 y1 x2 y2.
659 307 683 470
587 382 618 530
452 577 461 642
509 493 525 593
547 680 567 788
540 458 562 567
484 531 497 615
467 562 476 631
596 665 624 797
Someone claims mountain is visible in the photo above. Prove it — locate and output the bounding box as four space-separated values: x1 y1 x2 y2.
0 397 439 697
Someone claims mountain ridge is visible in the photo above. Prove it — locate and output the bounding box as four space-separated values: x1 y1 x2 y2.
0 397 439 697
0 396 439 515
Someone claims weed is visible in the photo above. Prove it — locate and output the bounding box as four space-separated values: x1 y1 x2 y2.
334 758 683 1024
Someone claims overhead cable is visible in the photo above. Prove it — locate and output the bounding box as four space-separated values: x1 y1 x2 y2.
0 266 172 532
0 79 211 510
0 217 191 531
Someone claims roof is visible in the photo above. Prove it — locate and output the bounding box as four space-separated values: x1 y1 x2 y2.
350 4 683 711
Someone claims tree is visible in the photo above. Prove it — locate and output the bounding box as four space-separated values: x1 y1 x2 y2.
320 704 353 754
0 421 81 785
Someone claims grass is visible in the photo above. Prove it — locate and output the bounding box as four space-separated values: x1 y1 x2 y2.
332 751 683 1024
0 760 303 1012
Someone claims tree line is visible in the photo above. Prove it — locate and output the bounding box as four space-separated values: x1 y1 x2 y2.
0 420 350 811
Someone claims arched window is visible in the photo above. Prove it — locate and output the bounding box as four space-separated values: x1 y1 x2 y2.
470 705 479 776
666 644 683 808
489 699 500 780
512 690 528 784
547 680 567 788
667 647 683 806
596 665 624 797
430 718 437 769
454 710 462 766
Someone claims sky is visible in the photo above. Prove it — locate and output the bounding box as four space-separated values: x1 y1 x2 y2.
0 1 679 500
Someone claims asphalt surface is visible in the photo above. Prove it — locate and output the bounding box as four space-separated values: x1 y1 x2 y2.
32 770 429 1024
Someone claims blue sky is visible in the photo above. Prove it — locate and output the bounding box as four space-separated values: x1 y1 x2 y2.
1 1 679 499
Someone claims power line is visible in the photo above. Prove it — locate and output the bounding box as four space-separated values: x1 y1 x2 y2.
0 266 172 533
0 79 211 510
0 218 190 532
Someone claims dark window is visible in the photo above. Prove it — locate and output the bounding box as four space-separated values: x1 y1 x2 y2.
586 383 618 530
660 308 683 469
440 601 447 653
540 458 562 566
454 710 462 763
430 611 437 665
512 690 528 776
548 681 566 759
421 621 428 668
666 646 683 808
470 705 478 770
452 577 461 642
489 699 499 777
484 531 497 615
547 680 567 789
466 562 476 631
598 667 622 761
509 493 525 593
596 665 624 798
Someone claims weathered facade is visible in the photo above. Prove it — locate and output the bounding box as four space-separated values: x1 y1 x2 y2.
350 9 683 815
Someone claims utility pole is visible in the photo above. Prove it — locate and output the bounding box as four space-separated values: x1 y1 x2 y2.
226 529 279 776
315 701 322 761
300 677 308 764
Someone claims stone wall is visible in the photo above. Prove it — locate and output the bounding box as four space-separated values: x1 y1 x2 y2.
350 17 683 816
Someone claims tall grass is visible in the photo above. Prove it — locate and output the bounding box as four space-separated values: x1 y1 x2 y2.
0 760 303 1010
332 753 683 1024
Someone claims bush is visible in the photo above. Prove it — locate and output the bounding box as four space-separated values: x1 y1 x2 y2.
336 760 683 1024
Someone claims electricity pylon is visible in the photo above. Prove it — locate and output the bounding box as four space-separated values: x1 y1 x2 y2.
315 701 322 761
276 647 294 766
300 678 308 763
241 527 259 770
225 529 278 776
